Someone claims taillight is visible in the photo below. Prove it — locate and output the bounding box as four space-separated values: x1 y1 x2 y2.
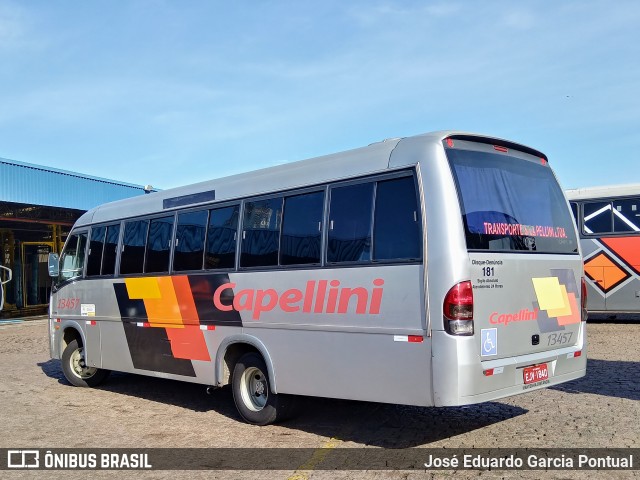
581 277 588 322
443 280 474 336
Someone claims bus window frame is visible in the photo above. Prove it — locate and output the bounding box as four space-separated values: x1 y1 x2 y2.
201 200 241 273
172 207 210 273
144 213 177 275
326 170 422 267
85 223 123 278
79 167 423 280
576 195 640 238
118 213 177 277
54 229 89 290
238 185 327 271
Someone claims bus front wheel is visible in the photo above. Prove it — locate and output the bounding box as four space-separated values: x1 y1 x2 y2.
61 339 110 387
231 352 298 425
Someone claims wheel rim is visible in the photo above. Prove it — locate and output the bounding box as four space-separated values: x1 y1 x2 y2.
69 347 97 379
239 366 268 411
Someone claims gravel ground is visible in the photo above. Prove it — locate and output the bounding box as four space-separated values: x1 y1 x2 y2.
0 316 638 479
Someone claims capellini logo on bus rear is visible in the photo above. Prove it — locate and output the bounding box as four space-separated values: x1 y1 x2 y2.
489 308 539 326
213 279 385 320
488 271 580 329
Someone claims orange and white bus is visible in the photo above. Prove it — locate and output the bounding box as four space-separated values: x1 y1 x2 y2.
566 184 640 314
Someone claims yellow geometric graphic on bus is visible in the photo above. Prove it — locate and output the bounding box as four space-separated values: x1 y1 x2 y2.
124 277 162 299
546 285 572 317
143 277 184 328
531 277 565 310
125 277 183 328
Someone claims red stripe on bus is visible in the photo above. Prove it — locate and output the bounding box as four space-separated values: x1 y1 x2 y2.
172 275 201 325
166 326 211 362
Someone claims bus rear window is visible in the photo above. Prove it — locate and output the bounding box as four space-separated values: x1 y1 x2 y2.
447 147 578 254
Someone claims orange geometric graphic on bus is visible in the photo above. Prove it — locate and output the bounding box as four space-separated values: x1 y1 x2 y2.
556 292 580 326
172 275 201 325
124 277 211 362
600 237 640 275
583 252 631 293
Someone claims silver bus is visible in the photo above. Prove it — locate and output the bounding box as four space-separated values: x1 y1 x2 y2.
566 184 640 314
48 131 587 425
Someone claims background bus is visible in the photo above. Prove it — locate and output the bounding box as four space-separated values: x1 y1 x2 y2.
566 184 640 315
48 131 587 425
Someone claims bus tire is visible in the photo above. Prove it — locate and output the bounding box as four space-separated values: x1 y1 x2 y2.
232 352 297 425
61 339 110 388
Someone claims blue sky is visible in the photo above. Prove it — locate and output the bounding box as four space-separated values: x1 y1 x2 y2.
1 1 639 190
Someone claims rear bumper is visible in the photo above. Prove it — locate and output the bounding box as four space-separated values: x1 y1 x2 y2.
455 365 586 406
431 322 587 406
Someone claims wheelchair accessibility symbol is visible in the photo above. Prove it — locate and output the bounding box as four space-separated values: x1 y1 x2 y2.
481 328 497 356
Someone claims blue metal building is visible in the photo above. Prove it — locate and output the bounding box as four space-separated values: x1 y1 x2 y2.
1 156 152 317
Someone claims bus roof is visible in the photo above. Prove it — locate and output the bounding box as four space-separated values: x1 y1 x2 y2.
565 183 640 201
75 130 544 227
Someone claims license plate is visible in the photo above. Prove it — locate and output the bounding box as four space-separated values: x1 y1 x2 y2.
523 364 549 385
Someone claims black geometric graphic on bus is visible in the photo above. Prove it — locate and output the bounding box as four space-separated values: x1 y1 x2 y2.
113 283 196 377
550 268 578 295
112 283 147 320
532 301 566 334
187 274 243 326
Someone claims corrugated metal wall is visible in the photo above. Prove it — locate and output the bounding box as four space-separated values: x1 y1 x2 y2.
0 157 148 210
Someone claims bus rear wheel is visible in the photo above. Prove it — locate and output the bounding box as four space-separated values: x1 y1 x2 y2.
231 352 298 425
61 339 110 387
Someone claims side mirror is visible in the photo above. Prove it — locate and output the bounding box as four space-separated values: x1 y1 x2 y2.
48 253 60 277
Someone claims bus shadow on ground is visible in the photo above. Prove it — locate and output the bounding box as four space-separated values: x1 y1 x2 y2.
280 398 528 448
38 358 526 447
549 358 639 401
37 359 235 415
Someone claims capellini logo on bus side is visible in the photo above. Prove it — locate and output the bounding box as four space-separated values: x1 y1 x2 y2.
213 279 385 320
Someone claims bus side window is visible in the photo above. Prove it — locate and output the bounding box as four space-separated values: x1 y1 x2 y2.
280 191 324 265
206 205 239 270
612 198 640 232
145 216 174 274
102 224 121 275
86 227 106 276
241 197 283 268
373 176 421 261
583 201 612 234
570 202 579 228
174 210 208 271
59 232 88 282
121 220 149 275
327 182 374 263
